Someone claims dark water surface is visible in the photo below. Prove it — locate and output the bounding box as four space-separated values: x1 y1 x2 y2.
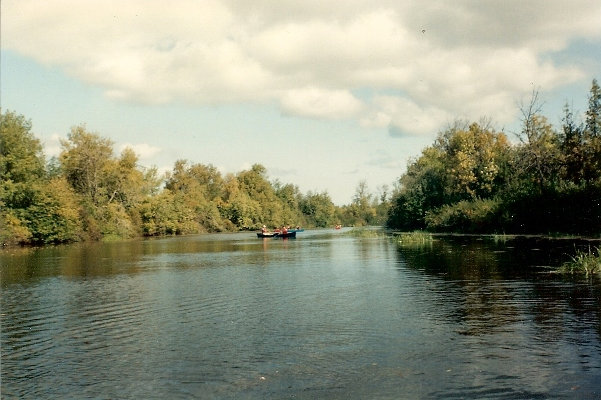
1 230 600 399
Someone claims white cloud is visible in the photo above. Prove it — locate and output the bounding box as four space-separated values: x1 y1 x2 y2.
43 134 63 158
281 87 363 119
362 96 451 136
399 1 601 51
2 0 600 136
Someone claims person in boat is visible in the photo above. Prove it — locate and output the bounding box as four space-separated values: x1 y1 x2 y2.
261 225 268 234
281 226 288 234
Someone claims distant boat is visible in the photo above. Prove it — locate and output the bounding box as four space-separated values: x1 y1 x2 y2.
335 224 342 230
278 231 297 238
257 232 277 238
257 231 297 238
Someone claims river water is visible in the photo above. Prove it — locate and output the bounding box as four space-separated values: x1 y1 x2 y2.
1 230 600 399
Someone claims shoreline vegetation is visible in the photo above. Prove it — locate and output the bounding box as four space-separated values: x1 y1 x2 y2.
1 111 388 247
386 79 601 237
396 231 434 245
2 79 600 247
558 247 601 277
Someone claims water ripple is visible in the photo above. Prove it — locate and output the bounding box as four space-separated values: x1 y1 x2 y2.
1 233 600 399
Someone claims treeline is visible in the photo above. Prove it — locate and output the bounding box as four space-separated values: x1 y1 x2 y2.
4 80 599 246
387 79 601 235
1 111 387 246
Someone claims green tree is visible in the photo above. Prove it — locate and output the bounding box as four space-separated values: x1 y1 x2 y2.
373 184 392 225
164 160 227 232
585 79 601 138
438 122 510 201
300 191 336 227
59 125 114 205
274 181 305 226
1 111 85 244
583 79 601 184
514 91 562 193
559 102 585 184
234 164 282 228
22 178 83 244
237 164 273 200
345 180 376 226
1 110 46 244
59 127 164 239
102 148 160 211
1 111 45 211
1 110 45 185
0 210 32 245
165 160 223 201
139 189 198 236
387 146 447 230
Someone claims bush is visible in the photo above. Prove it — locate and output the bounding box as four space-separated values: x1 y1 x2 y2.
99 203 138 240
0 211 32 245
424 198 501 233
500 184 601 235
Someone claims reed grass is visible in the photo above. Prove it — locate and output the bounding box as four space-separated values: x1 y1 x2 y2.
491 234 515 244
397 231 434 246
558 247 601 277
345 228 387 238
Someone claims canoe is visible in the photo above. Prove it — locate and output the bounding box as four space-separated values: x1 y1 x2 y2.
257 232 277 238
279 231 297 238
256 231 297 238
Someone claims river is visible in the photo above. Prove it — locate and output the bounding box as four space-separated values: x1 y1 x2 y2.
1 230 600 399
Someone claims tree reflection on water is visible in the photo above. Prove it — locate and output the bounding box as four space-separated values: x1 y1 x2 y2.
396 235 601 340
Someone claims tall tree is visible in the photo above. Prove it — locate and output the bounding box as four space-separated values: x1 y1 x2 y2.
300 191 336 227
1 111 85 244
165 160 223 200
515 90 562 193
348 180 376 225
164 160 228 232
388 145 447 229
438 122 510 200
1 110 47 244
235 164 281 228
583 79 601 184
1 110 45 185
274 181 305 225
104 148 160 208
559 102 584 184
24 178 83 244
585 79 601 138
59 125 114 205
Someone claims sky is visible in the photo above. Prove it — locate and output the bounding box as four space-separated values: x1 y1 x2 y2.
1 1 600 205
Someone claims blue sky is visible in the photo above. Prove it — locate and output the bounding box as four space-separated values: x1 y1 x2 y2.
2 1 600 204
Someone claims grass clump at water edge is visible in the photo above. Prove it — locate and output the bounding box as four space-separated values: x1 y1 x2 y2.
397 231 434 246
344 227 388 238
558 247 601 277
